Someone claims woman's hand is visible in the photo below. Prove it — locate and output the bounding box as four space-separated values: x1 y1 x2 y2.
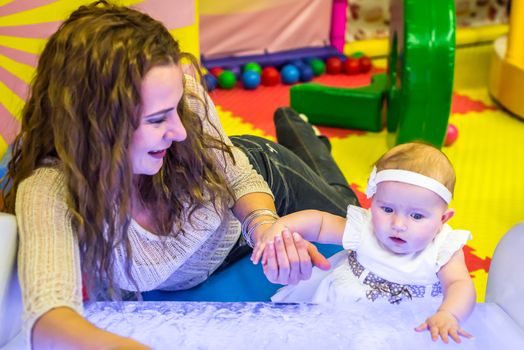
33 307 151 350
251 222 329 285
261 229 312 285
414 309 473 343
262 229 330 285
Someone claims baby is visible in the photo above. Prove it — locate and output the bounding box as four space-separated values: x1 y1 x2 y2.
252 142 475 343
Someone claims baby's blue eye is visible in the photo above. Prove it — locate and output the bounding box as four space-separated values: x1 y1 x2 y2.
411 213 424 220
382 207 393 213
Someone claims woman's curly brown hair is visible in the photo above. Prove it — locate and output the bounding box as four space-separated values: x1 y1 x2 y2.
2 0 234 300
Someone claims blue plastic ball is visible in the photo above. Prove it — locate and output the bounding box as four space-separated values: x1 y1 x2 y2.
280 64 300 84
242 70 261 90
203 73 217 91
299 65 314 82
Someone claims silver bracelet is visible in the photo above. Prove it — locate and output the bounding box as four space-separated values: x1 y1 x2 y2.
241 209 279 238
245 219 277 247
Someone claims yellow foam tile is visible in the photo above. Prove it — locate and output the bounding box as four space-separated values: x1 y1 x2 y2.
331 130 388 189
445 108 524 270
470 270 488 301
455 88 496 106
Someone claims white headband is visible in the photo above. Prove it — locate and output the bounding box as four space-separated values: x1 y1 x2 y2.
365 166 452 204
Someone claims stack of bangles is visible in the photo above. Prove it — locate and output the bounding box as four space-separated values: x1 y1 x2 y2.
241 209 279 247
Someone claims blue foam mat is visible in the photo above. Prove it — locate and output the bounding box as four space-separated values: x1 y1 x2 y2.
142 243 342 302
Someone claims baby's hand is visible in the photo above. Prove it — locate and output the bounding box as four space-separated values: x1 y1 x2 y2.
414 309 473 343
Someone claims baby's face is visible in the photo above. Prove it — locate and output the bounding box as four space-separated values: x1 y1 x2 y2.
370 181 451 254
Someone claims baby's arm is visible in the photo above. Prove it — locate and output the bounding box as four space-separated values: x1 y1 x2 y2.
278 210 347 244
251 209 346 264
415 249 476 343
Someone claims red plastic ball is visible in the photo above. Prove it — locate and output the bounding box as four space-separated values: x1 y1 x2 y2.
209 67 223 77
261 66 280 86
344 57 360 75
359 56 372 73
326 57 343 74
444 123 459 146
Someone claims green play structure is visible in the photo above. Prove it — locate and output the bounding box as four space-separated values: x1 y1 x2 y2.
290 0 456 148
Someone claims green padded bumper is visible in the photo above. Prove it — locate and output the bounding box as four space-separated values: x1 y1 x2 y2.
290 73 386 132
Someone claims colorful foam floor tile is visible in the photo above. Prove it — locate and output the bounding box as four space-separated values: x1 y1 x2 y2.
211 72 524 302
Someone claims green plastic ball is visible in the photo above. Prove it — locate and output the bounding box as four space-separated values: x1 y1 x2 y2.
309 59 326 76
243 62 262 74
218 70 237 89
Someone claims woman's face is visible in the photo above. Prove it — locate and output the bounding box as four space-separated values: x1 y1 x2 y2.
129 64 186 175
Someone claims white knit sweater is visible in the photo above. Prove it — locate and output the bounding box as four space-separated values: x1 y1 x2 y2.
15 76 272 341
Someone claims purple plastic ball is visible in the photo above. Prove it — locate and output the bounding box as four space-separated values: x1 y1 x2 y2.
230 66 242 79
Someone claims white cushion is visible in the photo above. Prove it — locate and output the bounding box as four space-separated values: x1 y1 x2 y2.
0 213 22 347
486 222 524 330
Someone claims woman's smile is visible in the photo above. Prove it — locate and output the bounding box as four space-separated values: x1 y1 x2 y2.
149 149 167 159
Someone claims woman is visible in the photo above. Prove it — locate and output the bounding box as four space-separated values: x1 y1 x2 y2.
2 1 359 348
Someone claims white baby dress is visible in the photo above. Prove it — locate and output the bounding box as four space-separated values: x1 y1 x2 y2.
272 205 471 304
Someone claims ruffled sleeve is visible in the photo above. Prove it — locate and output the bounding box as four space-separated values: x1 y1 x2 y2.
435 226 472 269
342 205 370 250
